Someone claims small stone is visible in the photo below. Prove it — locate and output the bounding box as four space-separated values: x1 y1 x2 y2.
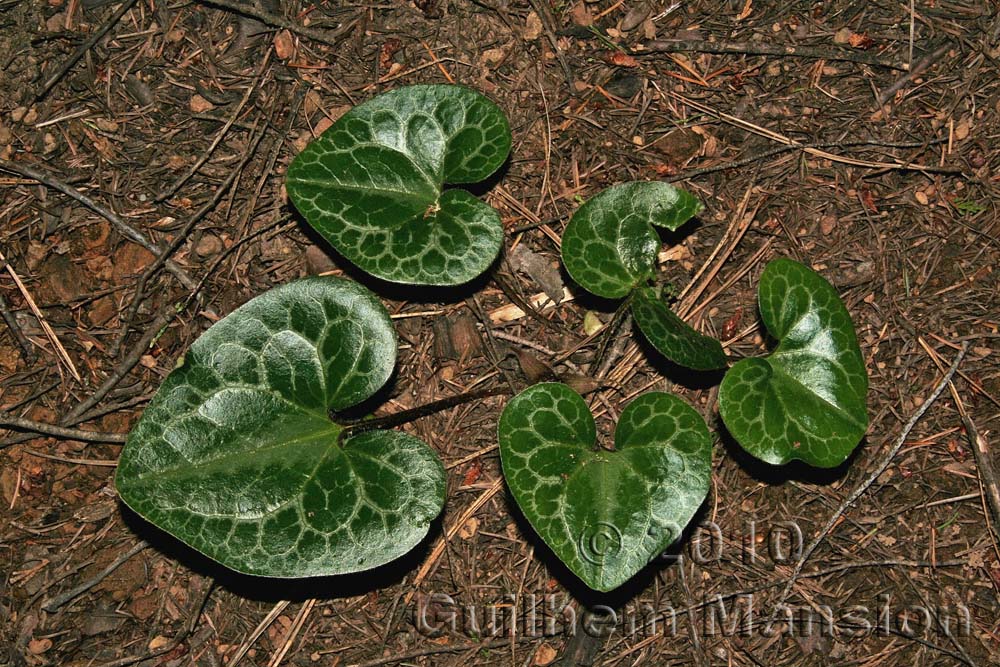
189 94 214 113
534 643 558 666
22 107 38 125
819 215 836 236
914 190 929 205
95 118 119 132
481 47 506 67
28 638 52 655
833 27 853 45
194 233 223 258
273 30 295 60
11 106 27 123
523 11 543 40
954 117 970 140
148 636 171 651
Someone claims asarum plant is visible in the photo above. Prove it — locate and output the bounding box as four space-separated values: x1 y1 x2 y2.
116 84 868 591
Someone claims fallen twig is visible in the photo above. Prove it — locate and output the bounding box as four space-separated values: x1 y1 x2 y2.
770 342 969 616
642 39 907 70
96 580 214 667
667 92 962 174
0 159 201 295
879 41 951 103
35 0 141 101
0 249 81 381
41 540 147 611
0 290 35 363
0 411 126 443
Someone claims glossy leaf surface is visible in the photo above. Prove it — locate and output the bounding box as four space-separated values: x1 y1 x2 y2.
499 383 711 591
631 287 727 371
561 182 702 299
286 84 511 285
116 277 446 577
719 259 868 467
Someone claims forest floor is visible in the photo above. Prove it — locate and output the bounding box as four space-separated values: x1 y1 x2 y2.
1 0 999 666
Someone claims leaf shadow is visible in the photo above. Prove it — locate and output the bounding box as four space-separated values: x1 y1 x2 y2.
632 320 726 392
446 151 511 197
654 215 702 250
294 215 496 305
120 503 444 602
716 415 866 486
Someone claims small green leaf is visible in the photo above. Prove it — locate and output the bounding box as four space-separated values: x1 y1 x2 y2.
499 383 711 592
561 182 703 299
116 277 446 577
286 84 512 286
631 287 727 370
719 258 869 467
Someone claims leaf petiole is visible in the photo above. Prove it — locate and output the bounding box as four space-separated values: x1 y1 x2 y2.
338 386 511 441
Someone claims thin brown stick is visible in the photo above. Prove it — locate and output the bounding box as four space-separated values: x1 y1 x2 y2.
919 338 1000 545
770 343 969 616
879 41 951 103
0 159 201 294
35 0 141 100
156 51 271 202
668 92 961 174
0 249 81 381
964 414 1000 535
96 580 214 667
0 289 35 363
642 39 906 70
118 116 270 351
0 411 126 443
41 541 147 611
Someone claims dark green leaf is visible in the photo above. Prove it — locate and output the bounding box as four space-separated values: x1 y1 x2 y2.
719 258 869 467
286 84 512 286
631 287 727 370
499 383 711 591
561 182 702 299
116 277 446 577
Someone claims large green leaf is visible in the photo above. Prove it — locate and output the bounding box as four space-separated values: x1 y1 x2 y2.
561 182 703 299
719 258 869 467
631 287 727 370
116 277 446 577
286 84 512 286
498 383 711 592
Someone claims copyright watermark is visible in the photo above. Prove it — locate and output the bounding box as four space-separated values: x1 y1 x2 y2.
578 522 622 565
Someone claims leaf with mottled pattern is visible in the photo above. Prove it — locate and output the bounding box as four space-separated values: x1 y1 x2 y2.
499 383 711 592
561 182 702 299
286 84 511 286
116 277 446 577
631 287 727 370
719 259 869 467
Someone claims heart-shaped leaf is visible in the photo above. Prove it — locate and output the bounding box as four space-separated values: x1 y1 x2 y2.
719 258 868 467
286 84 512 286
499 383 711 592
631 287 727 370
116 277 446 577
561 182 703 299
